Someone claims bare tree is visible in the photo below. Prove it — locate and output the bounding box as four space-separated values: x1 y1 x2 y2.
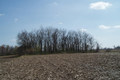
95 42 100 52
60 29 67 52
35 27 45 53
88 36 95 52
52 28 59 52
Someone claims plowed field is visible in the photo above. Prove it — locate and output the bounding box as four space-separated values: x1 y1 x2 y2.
0 53 120 80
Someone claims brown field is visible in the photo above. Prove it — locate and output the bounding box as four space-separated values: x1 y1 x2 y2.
99 49 120 53
0 53 120 80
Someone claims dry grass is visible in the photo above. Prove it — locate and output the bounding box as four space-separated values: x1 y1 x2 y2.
0 53 120 80
99 49 120 53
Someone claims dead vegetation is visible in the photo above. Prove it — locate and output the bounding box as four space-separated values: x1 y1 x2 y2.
0 53 120 80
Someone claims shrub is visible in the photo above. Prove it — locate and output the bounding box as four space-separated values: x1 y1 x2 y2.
106 49 111 52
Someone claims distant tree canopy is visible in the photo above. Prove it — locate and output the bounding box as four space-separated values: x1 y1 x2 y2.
17 27 100 55
0 44 18 56
114 45 120 49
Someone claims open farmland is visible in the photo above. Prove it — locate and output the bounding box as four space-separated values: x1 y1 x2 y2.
0 53 120 80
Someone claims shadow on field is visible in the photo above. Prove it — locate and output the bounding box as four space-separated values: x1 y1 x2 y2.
2 55 20 59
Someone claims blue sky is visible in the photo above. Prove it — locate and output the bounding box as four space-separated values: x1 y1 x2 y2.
0 0 120 48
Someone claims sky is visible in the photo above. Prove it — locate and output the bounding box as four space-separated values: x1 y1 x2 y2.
0 0 120 48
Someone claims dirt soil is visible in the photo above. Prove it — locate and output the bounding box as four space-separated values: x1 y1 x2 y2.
0 53 120 80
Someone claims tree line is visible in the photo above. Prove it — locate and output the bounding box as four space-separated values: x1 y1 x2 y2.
114 45 120 49
0 27 100 56
17 27 100 55
0 45 18 56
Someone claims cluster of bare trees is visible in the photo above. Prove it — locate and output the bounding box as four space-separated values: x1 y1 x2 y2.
0 44 18 55
114 45 120 49
17 27 100 55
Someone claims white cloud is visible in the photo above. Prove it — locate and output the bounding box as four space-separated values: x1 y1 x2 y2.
59 22 63 24
11 39 17 41
99 25 111 29
0 14 4 16
113 25 120 28
90 2 112 10
54 2 58 5
15 19 18 22
80 29 87 32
